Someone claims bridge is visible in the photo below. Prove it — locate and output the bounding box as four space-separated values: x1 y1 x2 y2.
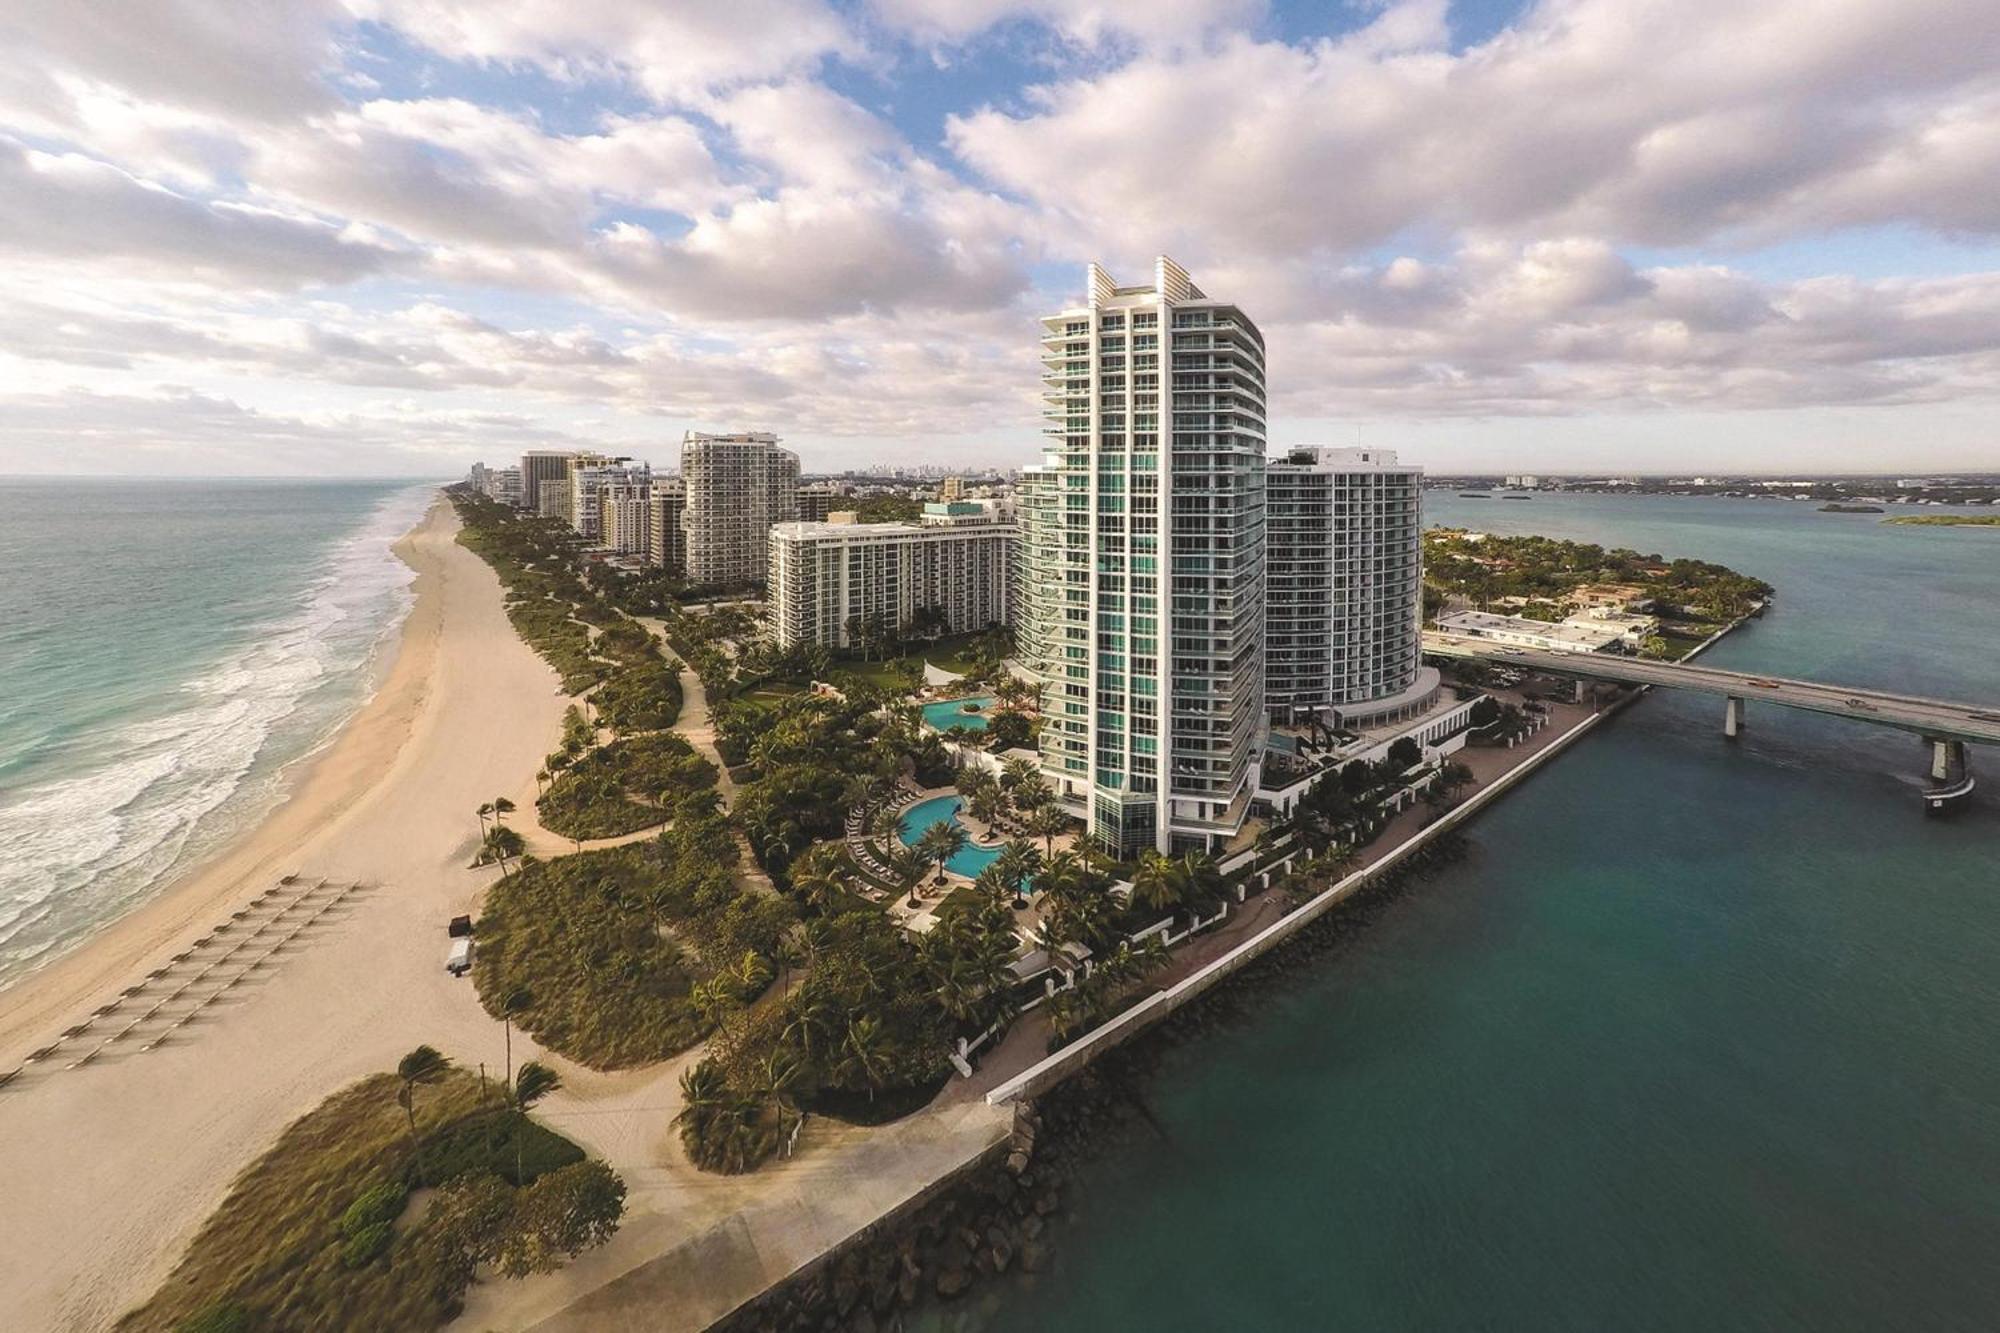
1423 631 1996 812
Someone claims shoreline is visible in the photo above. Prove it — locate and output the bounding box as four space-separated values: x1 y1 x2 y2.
0 494 575 1330
704 619 1758 1329
0 499 442 1062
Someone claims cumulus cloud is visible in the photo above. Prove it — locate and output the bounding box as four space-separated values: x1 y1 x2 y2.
948 0 2000 255
352 0 854 100
871 0 1265 48
0 138 400 287
2 0 1999 471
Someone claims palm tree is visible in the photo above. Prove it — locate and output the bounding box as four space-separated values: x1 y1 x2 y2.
1000 755 1039 796
837 1015 891 1102
888 844 928 908
492 796 516 822
1129 850 1183 919
395 1045 449 1151
509 1061 561 1184
1027 803 1070 859
916 820 967 888
499 985 533 1087
1177 851 1226 920
992 839 1041 910
475 801 494 840
690 976 738 1034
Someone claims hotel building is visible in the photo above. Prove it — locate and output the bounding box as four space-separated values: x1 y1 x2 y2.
681 431 800 586
1018 257 1268 857
767 504 1015 650
1265 447 1432 728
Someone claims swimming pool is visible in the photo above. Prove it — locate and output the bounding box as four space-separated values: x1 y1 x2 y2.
920 695 996 732
898 795 1004 879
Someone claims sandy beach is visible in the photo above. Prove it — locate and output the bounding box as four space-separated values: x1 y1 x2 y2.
0 497 570 1330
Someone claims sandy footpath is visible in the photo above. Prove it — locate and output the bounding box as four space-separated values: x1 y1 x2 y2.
0 497 569 1331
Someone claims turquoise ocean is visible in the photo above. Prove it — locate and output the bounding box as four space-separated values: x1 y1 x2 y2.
961 493 2000 1333
0 478 435 991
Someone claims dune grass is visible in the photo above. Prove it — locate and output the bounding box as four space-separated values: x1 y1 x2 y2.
473 836 790 1069
537 732 717 840
117 1069 591 1333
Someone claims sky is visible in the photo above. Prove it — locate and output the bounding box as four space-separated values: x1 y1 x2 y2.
3 0 1999 477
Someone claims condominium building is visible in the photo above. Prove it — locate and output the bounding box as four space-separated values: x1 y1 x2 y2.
1018 257 1268 857
647 479 688 577
767 504 1015 650
798 485 841 523
681 431 799 586
519 450 575 514
568 457 646 542
1265 447 1430 727
600 479 655 557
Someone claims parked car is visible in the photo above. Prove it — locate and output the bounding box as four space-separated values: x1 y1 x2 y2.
446 938 474 976
447 914 474 938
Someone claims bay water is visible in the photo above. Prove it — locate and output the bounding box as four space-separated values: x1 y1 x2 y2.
0 478 435 991
965 493 2000 1332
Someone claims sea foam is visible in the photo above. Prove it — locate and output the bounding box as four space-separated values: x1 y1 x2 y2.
0 483 434 986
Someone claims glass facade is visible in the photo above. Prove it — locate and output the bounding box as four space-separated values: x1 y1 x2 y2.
1020 258 1267 858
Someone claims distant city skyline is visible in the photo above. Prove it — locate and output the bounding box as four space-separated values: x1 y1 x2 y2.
6 2 2000 477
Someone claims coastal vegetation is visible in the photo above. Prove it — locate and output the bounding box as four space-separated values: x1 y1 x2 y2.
677 900 1021 1171
472 824 791 1069
117 1060 621 1333
537 730 717 840
1423 528 1771 621
1882 513 2000 526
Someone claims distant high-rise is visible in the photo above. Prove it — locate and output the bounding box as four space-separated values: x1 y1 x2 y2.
1265 447 1429 727
648 479 688 577
681 432 799 586
1018 257 1267 857
519 450 575 513
566 455 645 541
599 478 655 556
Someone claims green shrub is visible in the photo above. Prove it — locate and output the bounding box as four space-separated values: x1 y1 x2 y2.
338 1180 408 1239
340 1221 393 1269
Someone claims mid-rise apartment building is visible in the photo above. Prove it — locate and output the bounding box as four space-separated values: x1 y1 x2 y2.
767 504 1015 650
681 431 799 586
1017 257 1268 857
798 486 841 523
1265 447 1428 727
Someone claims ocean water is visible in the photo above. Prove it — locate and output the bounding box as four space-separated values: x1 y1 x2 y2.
961 493 2000 1333
0 478 435 991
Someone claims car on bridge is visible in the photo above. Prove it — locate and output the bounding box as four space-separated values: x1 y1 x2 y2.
1845 697 1877 712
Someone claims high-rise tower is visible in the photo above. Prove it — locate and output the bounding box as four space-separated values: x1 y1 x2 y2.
680 432 800 586
1265 447 1429 729
1020 257 1267 857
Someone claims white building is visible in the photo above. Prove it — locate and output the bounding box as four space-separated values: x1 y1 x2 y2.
766 504 1015 650
1017 257 1267 857
1435 609 1627 654
599 479 655 557
681 431 799 586
567 458 647 542
1265 447 1433 729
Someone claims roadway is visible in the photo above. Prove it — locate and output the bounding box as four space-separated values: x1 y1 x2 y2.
1423 632 2000 747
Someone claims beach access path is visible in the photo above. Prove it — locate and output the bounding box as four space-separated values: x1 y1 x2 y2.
0 498 572 1331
